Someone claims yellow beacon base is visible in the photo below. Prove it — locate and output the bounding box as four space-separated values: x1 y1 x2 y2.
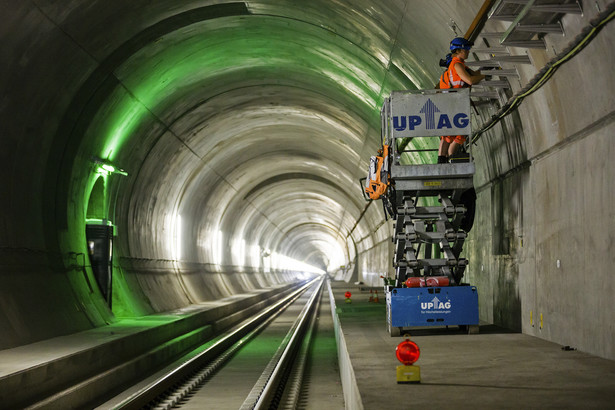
396 364 421 383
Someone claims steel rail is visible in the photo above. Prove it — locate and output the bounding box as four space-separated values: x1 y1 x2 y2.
112 278 319 409
240 277 324 410
145 301 290 409
276 280 323 409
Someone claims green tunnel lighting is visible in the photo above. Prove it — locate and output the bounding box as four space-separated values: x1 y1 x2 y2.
77 13 435 317
106 15 419 148
92 156 128 176
124 17 383 109
101 163 115 173
97 93 153 164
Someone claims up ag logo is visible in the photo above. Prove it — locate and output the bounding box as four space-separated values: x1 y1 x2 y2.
421 296 451 310
393 98 469 131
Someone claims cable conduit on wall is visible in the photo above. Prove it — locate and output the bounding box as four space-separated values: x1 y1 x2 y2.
474 108 615 194
472 3 615 143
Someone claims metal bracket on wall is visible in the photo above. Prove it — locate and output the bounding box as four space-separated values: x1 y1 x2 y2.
466 0 584 108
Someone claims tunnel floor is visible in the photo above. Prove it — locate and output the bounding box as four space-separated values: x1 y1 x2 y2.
331 282 615 409
2 281 615 408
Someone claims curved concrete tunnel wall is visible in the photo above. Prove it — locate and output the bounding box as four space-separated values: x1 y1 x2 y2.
1 1 613 360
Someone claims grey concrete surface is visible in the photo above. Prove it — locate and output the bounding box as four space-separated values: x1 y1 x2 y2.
0 285 293 409
302 286 346 409
0 0 613 383
331 282 615 409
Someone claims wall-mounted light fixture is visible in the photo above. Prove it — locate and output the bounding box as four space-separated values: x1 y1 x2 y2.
91 156 128 176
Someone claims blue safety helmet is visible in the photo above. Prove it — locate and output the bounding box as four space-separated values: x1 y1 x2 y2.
450 37 473 51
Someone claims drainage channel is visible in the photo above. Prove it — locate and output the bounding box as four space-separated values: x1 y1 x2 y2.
103 276 330 410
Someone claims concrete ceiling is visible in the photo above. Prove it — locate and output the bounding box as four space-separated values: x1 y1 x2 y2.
12 0 471 273
0 0 507 345
3 0 615 361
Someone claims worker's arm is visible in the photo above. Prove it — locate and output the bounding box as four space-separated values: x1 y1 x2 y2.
466 67 480 76
454 63 485 85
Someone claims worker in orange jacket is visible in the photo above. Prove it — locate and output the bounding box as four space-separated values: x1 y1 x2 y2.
437 37 486 164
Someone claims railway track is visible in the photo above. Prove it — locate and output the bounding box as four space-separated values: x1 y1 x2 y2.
98 276 334 410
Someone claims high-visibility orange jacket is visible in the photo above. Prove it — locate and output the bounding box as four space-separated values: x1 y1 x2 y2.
439 56 469 89
439 56 470 144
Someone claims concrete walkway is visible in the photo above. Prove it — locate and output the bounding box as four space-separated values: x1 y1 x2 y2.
330 282 615 409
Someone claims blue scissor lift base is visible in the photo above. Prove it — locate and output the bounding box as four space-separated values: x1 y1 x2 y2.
386 285 479 336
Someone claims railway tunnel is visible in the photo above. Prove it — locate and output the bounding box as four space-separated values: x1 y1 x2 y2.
1 0 614 408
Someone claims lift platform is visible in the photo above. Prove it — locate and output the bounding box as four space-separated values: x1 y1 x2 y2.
373 89 479 336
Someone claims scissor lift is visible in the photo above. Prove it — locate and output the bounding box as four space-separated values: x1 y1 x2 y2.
381 89 479 336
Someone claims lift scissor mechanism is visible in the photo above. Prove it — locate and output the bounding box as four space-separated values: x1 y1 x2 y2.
366 89 479 336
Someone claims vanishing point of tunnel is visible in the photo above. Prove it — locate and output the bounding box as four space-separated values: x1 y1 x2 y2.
1 0 614 407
